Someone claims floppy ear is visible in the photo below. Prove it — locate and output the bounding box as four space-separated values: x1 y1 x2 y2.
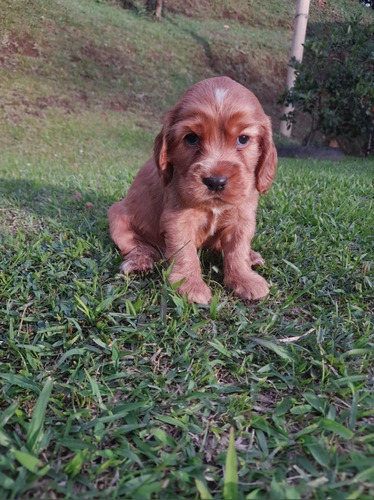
256 122 278 194
154 127 174 187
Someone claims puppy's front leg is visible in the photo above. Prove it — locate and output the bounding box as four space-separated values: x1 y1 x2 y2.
161 211 212 304
223 234 269 301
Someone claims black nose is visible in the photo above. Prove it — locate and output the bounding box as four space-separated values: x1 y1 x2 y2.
202 176 228 192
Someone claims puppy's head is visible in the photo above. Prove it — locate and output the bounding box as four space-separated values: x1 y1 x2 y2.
154 77 277 207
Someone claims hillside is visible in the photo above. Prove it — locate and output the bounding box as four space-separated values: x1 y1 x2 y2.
1 0 372 158
1 2 374 499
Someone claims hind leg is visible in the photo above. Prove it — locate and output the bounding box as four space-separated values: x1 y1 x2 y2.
108 201 159 274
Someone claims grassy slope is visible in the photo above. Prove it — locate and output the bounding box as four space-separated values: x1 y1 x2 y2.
1 0 374 499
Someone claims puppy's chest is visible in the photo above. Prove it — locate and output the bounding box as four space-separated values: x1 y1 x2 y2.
197 208 230 248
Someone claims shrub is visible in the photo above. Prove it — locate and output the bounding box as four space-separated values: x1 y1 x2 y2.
280 15 374 155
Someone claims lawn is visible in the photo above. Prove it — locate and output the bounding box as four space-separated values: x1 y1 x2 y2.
1 0 374 498
1 139 374 498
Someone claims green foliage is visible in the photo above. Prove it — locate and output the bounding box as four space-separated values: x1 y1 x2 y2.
281 15 374 153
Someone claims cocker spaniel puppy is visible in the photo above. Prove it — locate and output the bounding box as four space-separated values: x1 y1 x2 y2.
108 76 277 304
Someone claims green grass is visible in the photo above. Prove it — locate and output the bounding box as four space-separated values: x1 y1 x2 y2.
1 146 374 498
1 0 374 498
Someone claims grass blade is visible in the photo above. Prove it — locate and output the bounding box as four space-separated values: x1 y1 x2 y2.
64 449 88 478
348 390 359 431
303 438 330 468
13 450 43 474
26 377 53 454
302 392 326 415
251 337 292 361
320 418 353 439
195 479 213 499
0 401 19 426
0 373 39 392
354 466 374 482
223 427 238 500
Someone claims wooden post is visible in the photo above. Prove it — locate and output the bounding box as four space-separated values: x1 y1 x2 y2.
279 0 311 137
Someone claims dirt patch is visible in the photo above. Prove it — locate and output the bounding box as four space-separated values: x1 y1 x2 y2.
2 89 93 122
153 0 294 29
80 42 126 70
2 87 140 122
163 0 254 25
1 31 40 58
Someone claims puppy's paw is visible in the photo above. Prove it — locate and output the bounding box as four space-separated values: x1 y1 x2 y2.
119 254 154 274
225 271 269 301
176 278 212 304
249 250 265 268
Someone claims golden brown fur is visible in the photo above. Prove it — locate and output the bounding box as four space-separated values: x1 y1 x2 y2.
108 77 277 303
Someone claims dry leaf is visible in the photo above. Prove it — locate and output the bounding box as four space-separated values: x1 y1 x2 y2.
72 191 82 202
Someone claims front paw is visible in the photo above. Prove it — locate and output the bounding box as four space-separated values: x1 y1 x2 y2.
172 275 212 304
225 271 269 301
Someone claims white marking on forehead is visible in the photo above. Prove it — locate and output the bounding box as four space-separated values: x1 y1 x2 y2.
214 87 228 107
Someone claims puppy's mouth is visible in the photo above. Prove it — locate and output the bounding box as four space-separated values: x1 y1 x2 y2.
211 195 226 202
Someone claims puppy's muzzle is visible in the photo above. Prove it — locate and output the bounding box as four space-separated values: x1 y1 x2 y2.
203 176 228 192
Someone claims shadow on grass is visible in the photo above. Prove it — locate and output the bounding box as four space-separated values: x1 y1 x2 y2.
0 177 266 296
0 177 118 267
0 177 113 224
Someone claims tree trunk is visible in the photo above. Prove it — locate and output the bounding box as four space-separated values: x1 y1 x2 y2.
155 0 162 21
279 0 311 138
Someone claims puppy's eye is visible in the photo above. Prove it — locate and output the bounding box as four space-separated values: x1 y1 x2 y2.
237 135 250 146
184 133 199 146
